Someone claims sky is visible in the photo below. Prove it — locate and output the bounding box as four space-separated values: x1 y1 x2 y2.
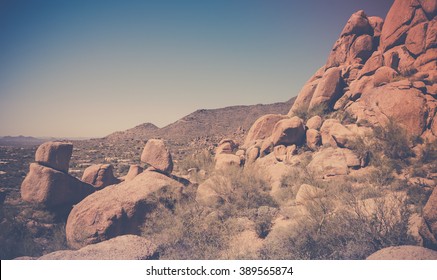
0 0 393 138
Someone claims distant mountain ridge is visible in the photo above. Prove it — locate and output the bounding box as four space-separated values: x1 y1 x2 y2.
104 98 295 145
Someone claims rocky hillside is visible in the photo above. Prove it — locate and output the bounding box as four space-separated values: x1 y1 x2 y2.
3 0 437 261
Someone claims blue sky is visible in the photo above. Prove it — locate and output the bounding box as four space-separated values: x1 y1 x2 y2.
0 0 393 137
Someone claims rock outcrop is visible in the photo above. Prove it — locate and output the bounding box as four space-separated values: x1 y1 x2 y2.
66 170 184 249
140 139 173 174
39 235 157 260
81 164 120 189
125 165 144 182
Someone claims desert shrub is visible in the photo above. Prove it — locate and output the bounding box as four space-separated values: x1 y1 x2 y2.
420 140 437 164
292 104 329 121
260 188 414 259
177 150 214 175
373 119 414 160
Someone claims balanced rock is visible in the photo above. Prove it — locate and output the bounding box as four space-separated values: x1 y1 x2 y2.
271 117 305 146
367 246 437 260
82 164 120 189
125 165 144 182
39 235 157 260
140 139 173 174
21 163 94 209
66 170 184 249
35 141 73 172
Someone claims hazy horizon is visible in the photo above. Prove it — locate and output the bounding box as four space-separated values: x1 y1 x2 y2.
0 0 393 138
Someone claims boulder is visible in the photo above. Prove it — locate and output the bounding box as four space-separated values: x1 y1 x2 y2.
288 79 319 115
35 141 73 172
306 115 323 130
244 114 287 147
39 235 157 260
66 170 184 249
273 145 287 162
383 46 416 77
420 187 437 250
320 119 341 146
125 165 144 182
21 163 94 209
246 146 260 164
415 48 437 72
307 147 351 178
196 176 232 208
81 164 120 189
309 67 344 110
329 123 357 148
359 51 384 77
347 83 429 137
348 34 374 64
426 18 437 50
418 0 437 18
140 139 173 174
306 129 321 151
215 154 242 170
271 117 306 146
340 10 373 37
380 0 428 52
373 66 399 87
406 22 428 55
367 246 437 260
368 16 384 38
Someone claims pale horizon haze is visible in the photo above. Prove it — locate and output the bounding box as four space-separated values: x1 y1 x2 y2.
0 0 393 138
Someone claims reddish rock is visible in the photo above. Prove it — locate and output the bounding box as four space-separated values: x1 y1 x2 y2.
244 114 287 147
383 46 416 76
426 18 437 49
326 35 355 69
125 165 144 182
309 67 345 110
140 139 173 174
66 170 184 249
359 51 384 78
288 80 319 115
306 115 323 130
306 129 321 151
380 0 427 51
368 16 384 38
35 141 73 172
415 48 437 72
418 0 437 18
349 35 374 64
271 117 306 146
82 164 120 189
320 119 341 146
21 163 94 209
406 22 428 55
373 66 399 87
340 10 373 37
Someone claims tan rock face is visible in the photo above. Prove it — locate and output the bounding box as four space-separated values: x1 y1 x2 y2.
420 187 437 250
306 129 321 151
306 115 323 130
309 67 345 110
140 139 173 174
289 79 319 115
66 170 184 249
347 84 429 137
81 164 120 189
216 139 237 156
125 165 144 182
271 117 306 146
35 141 73 172
307 147 358 178
246 146 260 164
39 235 157 260
244 114 287 147
380 0 427 52
366 246 437 260
373 66 399 87
406 22 428 55
21 163 94 209
215 154 242 170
